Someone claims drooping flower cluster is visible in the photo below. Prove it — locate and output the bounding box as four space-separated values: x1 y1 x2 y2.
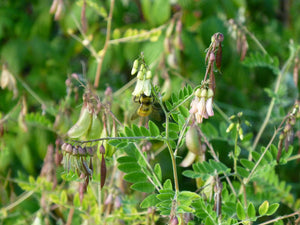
131 59 152 97
189 88 214 124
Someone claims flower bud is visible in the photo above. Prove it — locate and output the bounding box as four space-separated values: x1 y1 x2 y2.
131 59 139 75
66 144 73 153
226 123 235 133
61 143 67 151
207 88 214 99
194 88 201 97
146 70 152 79
200 88 207 98
137 70 144 80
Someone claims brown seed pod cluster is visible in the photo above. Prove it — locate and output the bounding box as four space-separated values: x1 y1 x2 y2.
277 102 300 163
61 143 95 177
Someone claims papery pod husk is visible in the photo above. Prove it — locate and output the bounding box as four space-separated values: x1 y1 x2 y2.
161 78 172 101
100 153 106 188
185 125 202 155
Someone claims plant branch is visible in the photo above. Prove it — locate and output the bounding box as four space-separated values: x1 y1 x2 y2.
250 44 298 159
94 0 115 88
244 114 288 185
70 135 165 144
259 211 300 225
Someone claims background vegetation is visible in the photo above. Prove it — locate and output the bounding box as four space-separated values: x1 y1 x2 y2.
0 0 299 224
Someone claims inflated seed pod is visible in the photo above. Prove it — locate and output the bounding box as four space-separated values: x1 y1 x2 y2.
185 125 201 155
85 114 101 140
67 106 92 139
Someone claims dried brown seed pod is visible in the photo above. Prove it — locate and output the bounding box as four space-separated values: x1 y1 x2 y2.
216 43 222 70
101 154 106 188
99 144 106 154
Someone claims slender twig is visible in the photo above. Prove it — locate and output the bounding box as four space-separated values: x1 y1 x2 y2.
108 24 167 45
66 208 75 225
259 211 300 225
0 103 20 124
113 77 137 97
287 154 300 162
2 190 34 211
244 115 288 185
71 135 164 144
94 0 115 88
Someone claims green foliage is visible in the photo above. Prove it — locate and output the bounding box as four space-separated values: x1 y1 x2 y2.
183 160 230 179
0 0 299 225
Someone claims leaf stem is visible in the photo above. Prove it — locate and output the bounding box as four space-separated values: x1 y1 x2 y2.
71 135 164 144
94 0 115 88
259 211 300 225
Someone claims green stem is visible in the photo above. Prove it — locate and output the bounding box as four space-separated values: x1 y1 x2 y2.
71 135 165 144
233 125 239 176
244 113 288 185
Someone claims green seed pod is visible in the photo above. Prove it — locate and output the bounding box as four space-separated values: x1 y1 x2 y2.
180 151 197 167
67 106 92 139
85 114 101 140
185 125 201 155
